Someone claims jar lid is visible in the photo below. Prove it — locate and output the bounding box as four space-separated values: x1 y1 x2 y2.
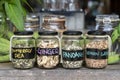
38 31 58 35
63 31 82 35
87 30 107 35
14 31 33 35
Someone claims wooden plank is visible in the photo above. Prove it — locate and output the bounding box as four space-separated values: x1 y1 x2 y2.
0 62 120 80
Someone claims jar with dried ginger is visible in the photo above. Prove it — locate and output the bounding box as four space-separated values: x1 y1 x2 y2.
85 30 110 69
36 31 59 68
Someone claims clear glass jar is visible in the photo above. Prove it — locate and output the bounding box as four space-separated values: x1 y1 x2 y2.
42 15 66 38
42 15 66 32
59 0 69 10
42 0 81 11
67 0 80 11
50 0 61 11
36 31 59 68
95 15 120 64
10 31 35 69
24 13 39 31
85 31 109 69
95 15 120 34
43 0 51 10
61 31 84 68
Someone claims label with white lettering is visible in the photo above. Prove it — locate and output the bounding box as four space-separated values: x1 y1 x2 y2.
86 48 108 59
62 50 84 61
12 48 35 59
37 47 59 55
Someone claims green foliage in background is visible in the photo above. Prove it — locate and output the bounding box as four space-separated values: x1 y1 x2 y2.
112 23 120 43
0 0 31 62
0 0 30 31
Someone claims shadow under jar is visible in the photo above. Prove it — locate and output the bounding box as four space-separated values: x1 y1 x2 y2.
36 31 59 69
10 31 35 69
61 31 84 69
85 31 109 69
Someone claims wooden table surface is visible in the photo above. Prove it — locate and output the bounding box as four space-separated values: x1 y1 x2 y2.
0 62 120 80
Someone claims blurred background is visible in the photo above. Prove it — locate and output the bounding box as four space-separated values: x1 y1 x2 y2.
24 0 120 15
24 0 120 29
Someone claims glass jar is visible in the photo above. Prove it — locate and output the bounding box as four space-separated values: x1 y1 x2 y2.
59 0 69 10
42 15 66 31
24 13 39 31
42 15 66 37
42 0 81 11
61 31 84 68
10 31 35 69
67 0 80 11
85 31 109 69
43 0 61 11
50 0 61 11
36 31 59 68
43 0 51 10
95 15 120 64
95 15 120 33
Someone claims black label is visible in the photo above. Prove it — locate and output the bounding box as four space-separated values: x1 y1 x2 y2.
86 48 108 59
62 50 84 61
12 48 35 59
37 47 59 55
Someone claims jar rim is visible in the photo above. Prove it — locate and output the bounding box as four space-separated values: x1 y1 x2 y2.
14 31 33 35
38 31 58 35
87 30 107 35
63 30 82 35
